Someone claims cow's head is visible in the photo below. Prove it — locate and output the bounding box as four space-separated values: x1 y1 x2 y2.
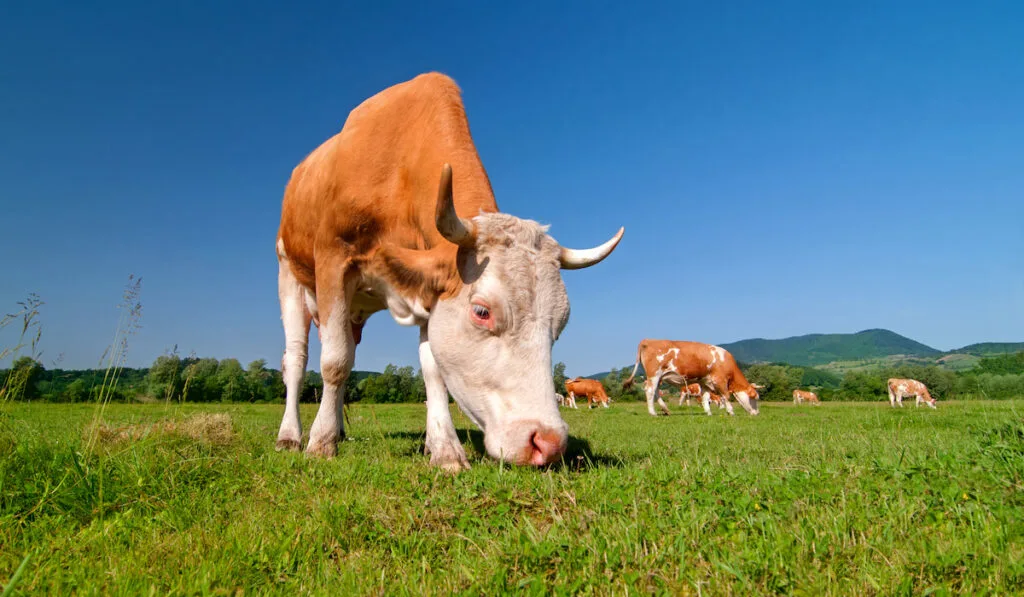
427 164 623 466
735 383 761 415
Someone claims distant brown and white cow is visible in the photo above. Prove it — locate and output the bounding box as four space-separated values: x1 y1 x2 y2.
792 389 820 405
623 340 760 416
887 378 936 409
678 382 705 406
565 377 611 409
275 73 624 470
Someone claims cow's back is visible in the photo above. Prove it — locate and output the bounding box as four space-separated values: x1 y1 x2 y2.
277 73 498 289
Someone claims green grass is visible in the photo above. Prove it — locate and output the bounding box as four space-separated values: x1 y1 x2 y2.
2 400 1023 595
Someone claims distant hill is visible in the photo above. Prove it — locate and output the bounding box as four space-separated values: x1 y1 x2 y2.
581 330 1023 378
719 329 941 367
949 342 1024 357
581 365 638 381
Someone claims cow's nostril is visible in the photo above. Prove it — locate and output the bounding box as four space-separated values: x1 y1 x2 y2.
528 427 566 466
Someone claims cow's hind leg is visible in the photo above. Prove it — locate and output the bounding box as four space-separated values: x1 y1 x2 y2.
276 258 311 451
420 328 470 472
306 264 357 458
644 379 659 416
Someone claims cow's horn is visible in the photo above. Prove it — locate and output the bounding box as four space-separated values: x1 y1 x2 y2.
559 227 625 270
435 163 476 248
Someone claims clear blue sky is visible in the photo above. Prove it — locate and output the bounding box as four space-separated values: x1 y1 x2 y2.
2 1 1022 374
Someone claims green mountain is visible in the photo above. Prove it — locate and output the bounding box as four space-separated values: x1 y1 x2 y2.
949 342 1024 357
719 329 941 367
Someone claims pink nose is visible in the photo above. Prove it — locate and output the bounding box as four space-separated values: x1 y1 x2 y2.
527 427 567 466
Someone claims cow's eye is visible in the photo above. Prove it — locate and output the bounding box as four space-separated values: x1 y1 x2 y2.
472 304 490 320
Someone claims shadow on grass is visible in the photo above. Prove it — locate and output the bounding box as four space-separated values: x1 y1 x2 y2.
381 428 628 471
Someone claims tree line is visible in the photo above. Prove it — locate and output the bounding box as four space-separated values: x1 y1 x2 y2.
3 351 1023 404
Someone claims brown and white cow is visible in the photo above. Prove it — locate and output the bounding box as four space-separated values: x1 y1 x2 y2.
887 378 936 409
623 340 760 416
678 382 705 407
657 385 723 408
792 389 820 406
565 377 611 409
275 73 624 470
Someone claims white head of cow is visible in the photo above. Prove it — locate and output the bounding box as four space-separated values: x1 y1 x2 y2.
734 388 760 415
735 383 762 415
427 164 623 466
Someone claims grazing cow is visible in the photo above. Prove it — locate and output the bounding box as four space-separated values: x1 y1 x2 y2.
623 340 760 416
554 393 572 408
565 377 611 409
678 382 706 406
792 389 820 406
275 73 624 470
887 378 936 409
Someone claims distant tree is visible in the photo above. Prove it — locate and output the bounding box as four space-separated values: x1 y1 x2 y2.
183 358 220 402
216 358 246 402
744 364 802 401
245 359 281 402
302 371 323 403
4 356 44 401
147 354 183 400
553 362 567 395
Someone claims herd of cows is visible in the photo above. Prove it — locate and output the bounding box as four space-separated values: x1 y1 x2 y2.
271 72 935 471
557 339 938 414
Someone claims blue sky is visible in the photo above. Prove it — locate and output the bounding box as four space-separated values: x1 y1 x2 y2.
2 1 1022 374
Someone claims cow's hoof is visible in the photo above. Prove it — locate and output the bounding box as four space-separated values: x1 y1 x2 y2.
275 438 301 452
431 453 471 473
305 438 340 458
426 441 470 473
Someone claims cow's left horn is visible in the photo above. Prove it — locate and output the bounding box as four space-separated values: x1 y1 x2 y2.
435 163 477 248
559 227 625 270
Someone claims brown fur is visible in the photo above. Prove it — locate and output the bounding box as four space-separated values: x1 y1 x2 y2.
623 340 759 413
278 73 499 319
887 378 935 405
793 389 820 405
565 377 611 408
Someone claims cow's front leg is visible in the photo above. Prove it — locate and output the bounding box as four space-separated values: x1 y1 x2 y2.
722 394 736 416
306 269 356 458
276 258 311 451
419 328 470 472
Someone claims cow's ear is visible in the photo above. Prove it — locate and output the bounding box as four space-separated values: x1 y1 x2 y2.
378 245 460 300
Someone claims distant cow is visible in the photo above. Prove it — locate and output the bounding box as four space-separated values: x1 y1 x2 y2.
792 389 820 405
623 340 760 416
274 73 624 471
554 393 573 409
678 382 705 406
887 378 936 409
565 377 610 409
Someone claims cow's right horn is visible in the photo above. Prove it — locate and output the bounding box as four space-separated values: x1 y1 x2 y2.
559 227 625 270
435 163 477 248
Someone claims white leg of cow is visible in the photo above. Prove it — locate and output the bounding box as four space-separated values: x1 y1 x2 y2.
655 393 671 415
306 277 356 458
419 328 470 472
701 391 713 416
644 379 661 416
568 392 578 409
276 260 311 451
888 387 896 407
722 393 736 416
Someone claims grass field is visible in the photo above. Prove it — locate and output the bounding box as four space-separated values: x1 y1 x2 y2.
2 399 1023 595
